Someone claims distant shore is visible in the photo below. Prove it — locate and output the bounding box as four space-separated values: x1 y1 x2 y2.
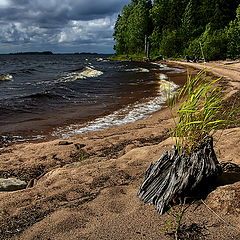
6 52 106 55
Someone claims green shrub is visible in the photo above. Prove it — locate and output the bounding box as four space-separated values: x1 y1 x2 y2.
168 70 238 154
185 38 201 60
159 29 184 58
226 5 240 59
186 25 228 61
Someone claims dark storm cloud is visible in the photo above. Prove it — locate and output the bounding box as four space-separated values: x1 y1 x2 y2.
3 0 129 22
0 0 130 53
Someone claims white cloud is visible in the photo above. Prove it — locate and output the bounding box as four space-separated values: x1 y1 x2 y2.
57 16 116 45
0 0 10 8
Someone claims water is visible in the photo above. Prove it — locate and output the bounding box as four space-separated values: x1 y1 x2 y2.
0 54 186 142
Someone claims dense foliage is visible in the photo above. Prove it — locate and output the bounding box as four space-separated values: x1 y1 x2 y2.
113 0 240 60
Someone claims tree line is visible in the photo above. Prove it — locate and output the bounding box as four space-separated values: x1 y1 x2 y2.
113 0 240 61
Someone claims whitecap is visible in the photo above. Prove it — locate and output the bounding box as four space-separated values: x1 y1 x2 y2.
125 68 150 73
0 74 13 81
152 63 169 69
158 79 179 95
159 73 168 80
167 68 185 74
152 63 185 73
96 57 104 61
59 66 103 82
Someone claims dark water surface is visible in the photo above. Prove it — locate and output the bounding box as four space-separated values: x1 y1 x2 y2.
0 54 186 142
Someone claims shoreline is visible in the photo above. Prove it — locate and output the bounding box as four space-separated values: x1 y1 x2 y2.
0 61 239 240
45 59 240 143
0 61 188 146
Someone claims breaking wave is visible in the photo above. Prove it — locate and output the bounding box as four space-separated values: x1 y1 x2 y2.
159 73 168 80
0 74 13 81
52 80 179 139
125 68 150 73
153 63 185 73
59 66 103 82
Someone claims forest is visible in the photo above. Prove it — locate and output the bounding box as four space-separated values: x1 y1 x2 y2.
113 0 240 61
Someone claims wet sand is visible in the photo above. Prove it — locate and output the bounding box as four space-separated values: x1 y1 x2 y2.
0 61 239 240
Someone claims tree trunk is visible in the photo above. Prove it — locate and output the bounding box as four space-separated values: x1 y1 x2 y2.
137 137 221 214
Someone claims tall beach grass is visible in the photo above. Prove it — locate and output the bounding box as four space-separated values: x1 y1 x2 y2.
168 69 239 155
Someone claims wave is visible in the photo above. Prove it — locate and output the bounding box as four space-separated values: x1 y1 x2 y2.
18 68 38 74
159 73 168 80
153 63 185 74
59 66 103 82
1 134 45 143
158 79 179 94
168 68 185 74
22 91 62 100
51 80 179 139
125 68 150 73
96 57 109 62
0 74 13 81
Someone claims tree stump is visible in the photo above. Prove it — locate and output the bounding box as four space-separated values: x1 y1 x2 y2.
137 137 221 214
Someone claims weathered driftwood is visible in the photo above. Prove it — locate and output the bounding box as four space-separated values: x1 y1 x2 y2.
137 138 221 214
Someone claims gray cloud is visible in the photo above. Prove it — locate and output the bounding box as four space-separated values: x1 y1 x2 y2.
0 0 130 53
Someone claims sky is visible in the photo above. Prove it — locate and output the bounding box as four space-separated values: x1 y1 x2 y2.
0 0 130 54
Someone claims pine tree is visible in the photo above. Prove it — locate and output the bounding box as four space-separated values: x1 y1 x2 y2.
227 4 240 59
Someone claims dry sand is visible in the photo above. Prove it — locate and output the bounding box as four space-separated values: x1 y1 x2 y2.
0 60 239 240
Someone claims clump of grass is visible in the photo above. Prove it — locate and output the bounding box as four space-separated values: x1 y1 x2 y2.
168 69 238 155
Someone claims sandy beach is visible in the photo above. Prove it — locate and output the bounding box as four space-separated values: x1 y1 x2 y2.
0 61 239 240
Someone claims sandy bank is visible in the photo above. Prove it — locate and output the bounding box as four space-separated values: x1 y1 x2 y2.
0 61 239 240
168 60 240 98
